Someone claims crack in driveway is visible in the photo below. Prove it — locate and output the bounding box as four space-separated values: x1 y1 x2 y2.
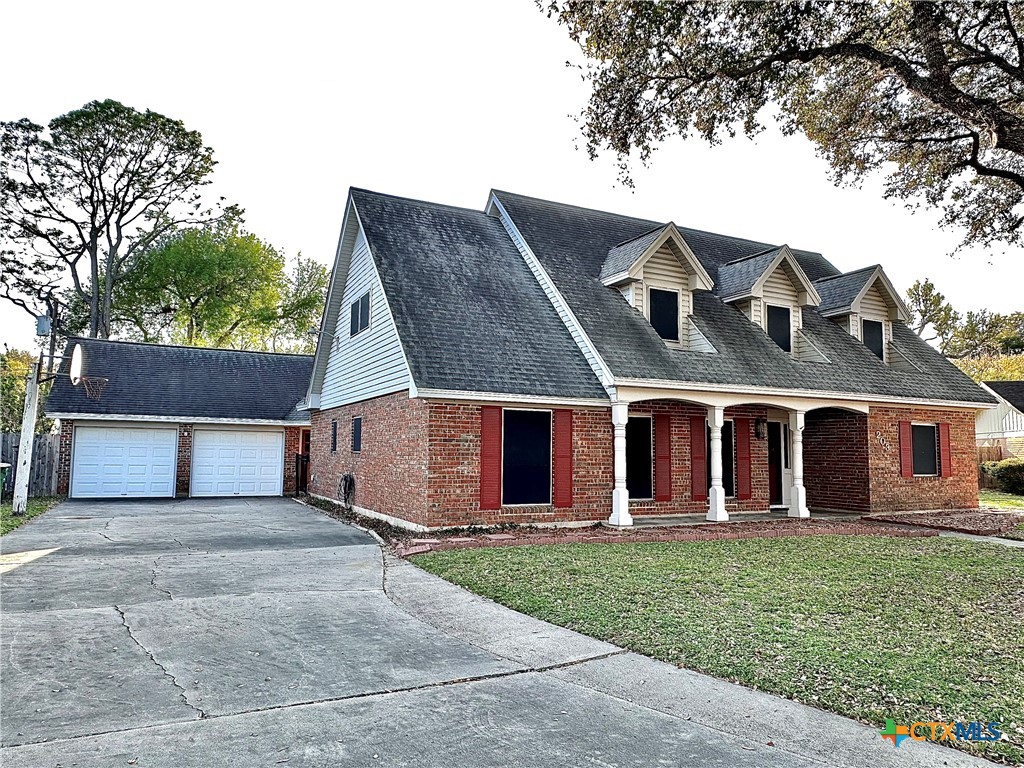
113 605 205 719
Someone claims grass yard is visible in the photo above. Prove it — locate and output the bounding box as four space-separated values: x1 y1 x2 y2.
981 489 1024 510
414 536 1024 764
1 497 58 536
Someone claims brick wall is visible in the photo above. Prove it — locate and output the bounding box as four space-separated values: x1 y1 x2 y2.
867 405 979 511
283 426 304 496
309 391 430 526
56 419 73 495
175 424 192 497
804 409 871 512
421 399 770 528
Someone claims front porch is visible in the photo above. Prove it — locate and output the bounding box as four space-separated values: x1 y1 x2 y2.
607 388 873 527
621 508 863 529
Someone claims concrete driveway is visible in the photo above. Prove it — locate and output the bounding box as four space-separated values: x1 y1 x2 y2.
0 499 989 767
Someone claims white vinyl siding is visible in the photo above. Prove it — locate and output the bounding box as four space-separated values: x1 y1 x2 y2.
641 246 692 317
860 283 889 318
762 266 800 306
71 426 177 499
320 229 411 409
191 429 283 497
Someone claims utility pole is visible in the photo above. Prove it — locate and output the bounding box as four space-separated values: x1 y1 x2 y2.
12 354 41 516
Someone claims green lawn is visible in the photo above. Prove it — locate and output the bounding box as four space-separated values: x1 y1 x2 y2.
414 536 1024 764
981 489 1024 510
1 497 59 536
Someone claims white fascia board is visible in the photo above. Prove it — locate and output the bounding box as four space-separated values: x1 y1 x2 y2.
307 194 358 403
612 377 998 411
415 388 610 408
600 270 632 287
487 193 616 392
47 413 311 425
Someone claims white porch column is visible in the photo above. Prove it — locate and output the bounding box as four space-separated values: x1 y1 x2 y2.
706 405 728 522
788 410 810 518
608 401 633 527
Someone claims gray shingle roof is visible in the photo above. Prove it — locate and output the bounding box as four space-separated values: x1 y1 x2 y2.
491 190 995 405
814 266 877 315
600 225 667 281
985 380 1024 411
716 247 783 299
350 189 606 400
46 338 313 421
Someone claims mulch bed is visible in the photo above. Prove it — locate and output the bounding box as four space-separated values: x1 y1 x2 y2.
393 517 936 558
863 509 1024 536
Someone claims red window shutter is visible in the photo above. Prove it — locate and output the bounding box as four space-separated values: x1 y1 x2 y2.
690 415 708 502
938 422 952 478
654 413 672 502
553 409 573 507
735 418 752 500
899 420 913 478
480 406 502 510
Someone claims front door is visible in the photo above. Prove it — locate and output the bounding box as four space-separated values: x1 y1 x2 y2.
767 422 783 505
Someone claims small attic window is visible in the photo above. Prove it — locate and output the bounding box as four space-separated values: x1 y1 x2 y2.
649 288 680 342
766 305 791 352
349 291 370 336
862 319 884 360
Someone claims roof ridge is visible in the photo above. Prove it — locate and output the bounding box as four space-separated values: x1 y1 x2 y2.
814 264 879 283
69 336 314 359
609 223 668 249
492 189 827 261
721 245 783 266
351 187 490 217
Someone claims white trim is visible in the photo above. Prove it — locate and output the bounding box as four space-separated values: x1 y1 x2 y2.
487 193 616 391
612 377 997 411
723 246 822 307
48 413 310 426
646 284 684 344
764 301 793 353
415 388 610 408
606 224 714 291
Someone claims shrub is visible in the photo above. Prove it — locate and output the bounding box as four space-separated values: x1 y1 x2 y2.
987 458 1024 495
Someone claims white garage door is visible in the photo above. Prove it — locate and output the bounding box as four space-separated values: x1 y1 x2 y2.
191 429 284 497
71 426 177 499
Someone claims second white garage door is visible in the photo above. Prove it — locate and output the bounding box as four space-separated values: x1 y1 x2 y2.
191 429 284 497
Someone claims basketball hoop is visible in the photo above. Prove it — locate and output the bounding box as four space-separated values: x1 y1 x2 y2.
80 376 109 401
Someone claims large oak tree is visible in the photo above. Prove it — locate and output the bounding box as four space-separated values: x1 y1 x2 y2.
0 99 222 339
546 1 1024 248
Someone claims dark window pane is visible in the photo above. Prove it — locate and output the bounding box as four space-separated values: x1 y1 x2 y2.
767 305 791 352
502 410 551 505
352 417 362 453
349 301 360 336
649 288 680 341
331 420 337 452
912 424 938 475
863 319 884 359
705 421 736 497
626 417 653 499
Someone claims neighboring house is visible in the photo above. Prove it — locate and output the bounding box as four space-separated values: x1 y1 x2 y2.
977 381 1024 457
303 188 997 530
47 338 312 499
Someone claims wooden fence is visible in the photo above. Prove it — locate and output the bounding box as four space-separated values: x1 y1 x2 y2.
978 444 1004 490
0 432 60 499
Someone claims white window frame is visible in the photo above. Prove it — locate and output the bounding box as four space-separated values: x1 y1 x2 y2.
500 407 553 507
645 283 684 346
763 302 793 354
349 289 372 338
626 414 654 501
861 317 887 363
910 421 940 477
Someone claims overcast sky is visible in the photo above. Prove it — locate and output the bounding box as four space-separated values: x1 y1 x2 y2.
2 0 1020 353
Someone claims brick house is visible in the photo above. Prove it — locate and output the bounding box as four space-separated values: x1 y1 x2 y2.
47 339 311 499
302 189 997 530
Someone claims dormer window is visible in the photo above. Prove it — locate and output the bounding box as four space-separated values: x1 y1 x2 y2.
649 288 680 342
766 305 792 352
862 319 884 360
